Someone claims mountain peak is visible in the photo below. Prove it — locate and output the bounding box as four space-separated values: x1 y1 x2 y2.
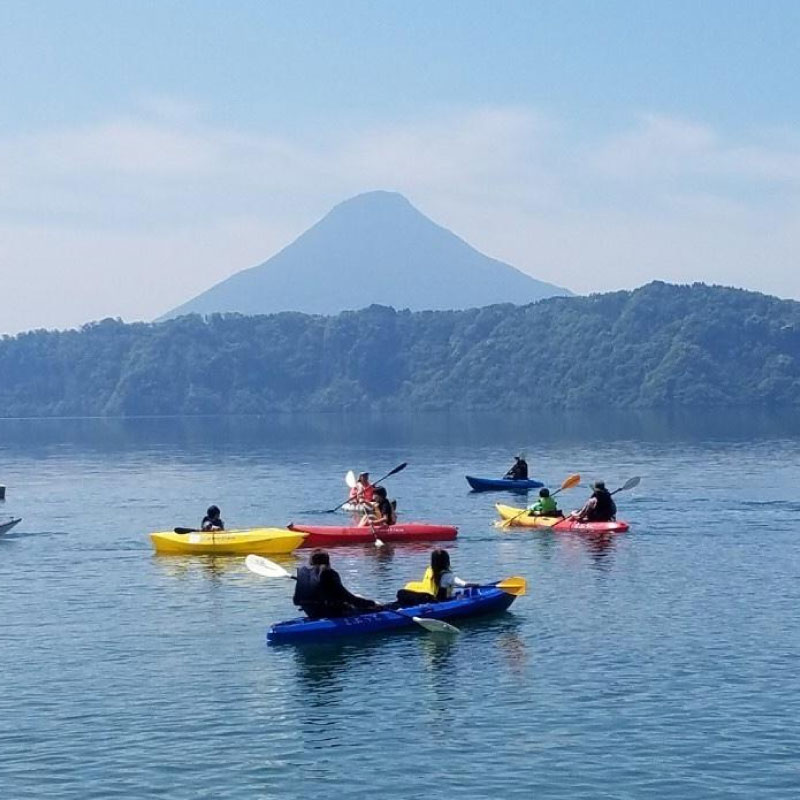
160 192 572 319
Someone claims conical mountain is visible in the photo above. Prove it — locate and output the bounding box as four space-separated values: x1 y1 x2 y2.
161 191 571 319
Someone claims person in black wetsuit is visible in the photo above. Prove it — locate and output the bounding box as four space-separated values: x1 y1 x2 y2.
293 549 381 619
201 505 224 531
504 455 528 481
574 481 617 522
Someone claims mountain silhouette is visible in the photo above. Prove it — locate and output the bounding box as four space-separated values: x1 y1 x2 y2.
161 191 571 318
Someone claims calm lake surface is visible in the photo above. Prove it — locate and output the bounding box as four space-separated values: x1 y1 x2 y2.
1 412 799 799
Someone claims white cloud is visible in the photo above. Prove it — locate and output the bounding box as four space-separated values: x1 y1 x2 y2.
0 103 799 333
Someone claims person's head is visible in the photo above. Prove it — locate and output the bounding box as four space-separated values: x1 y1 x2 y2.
206 504 220 519
430 548 451 578
309 549 330 568
592 480 606 493
373 486 387 499
539 488 550 498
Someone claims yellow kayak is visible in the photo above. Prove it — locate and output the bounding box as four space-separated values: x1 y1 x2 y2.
495 504 562 528
150 528 306 555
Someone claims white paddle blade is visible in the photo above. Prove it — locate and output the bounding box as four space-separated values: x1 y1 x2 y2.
245 554 292 579
374 537 385 548
412 616 460 634
345 470 357 488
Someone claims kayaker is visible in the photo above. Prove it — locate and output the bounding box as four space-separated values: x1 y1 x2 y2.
574 481 617 522
293 549 381 619
358 485 396 527
527 487 562 517
394 549 467 606
354 472 375 503
504 454 528 481
201 505 225 531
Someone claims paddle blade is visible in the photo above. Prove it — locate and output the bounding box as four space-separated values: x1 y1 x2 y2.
173 527 199 534
559 473 581 492
386 462 407 478
412 616 460 634
495 576 527 596
374 537 385 548
345 470 356 488
614 476 641 494
245 554 292 579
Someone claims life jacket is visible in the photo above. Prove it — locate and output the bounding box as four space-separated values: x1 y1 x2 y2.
293 565 323 607
359 482 375 502
589 489 616 521
532 495 558 515
404 567 453 599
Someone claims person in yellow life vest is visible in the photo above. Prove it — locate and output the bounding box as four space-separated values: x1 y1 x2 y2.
527 488 562 517
394 549 469 607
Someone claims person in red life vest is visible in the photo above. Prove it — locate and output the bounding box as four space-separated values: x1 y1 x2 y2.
292 549 380 619
354 472 375 503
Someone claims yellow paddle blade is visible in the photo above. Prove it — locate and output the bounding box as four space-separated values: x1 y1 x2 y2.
495 576 527 596
559 473 581 491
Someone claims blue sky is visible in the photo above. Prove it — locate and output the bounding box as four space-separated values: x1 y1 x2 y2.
1 1 799 331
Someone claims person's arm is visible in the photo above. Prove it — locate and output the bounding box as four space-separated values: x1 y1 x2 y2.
321 569 376 609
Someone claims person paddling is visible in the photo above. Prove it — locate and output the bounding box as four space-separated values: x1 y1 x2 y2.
574 481 617 522
293 549 381 619
359 486 397 527
394 549 468 606
354 472 375 504
504 454 528 480
527 487 562 517
201 505 224 531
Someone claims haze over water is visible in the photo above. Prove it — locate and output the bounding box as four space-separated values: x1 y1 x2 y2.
1 412 798 799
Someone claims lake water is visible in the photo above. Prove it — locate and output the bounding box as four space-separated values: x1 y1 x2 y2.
1 412 799 799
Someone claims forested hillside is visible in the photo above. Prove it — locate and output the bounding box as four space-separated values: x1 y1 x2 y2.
3 282 799 416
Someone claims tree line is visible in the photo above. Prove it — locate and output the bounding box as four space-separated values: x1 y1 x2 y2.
2 281 799 417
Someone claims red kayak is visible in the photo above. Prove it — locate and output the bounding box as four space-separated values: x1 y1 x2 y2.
289 522 458 548
551 518 629 533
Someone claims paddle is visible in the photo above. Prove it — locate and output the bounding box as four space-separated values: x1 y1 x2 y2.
174 527 200 534
244 554 459 634
366 518 386 549
324 462 408 513
553 475 641 529
499 473 581 529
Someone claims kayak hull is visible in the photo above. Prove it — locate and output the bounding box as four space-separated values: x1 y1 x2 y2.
149 528 306 555
267 585 516 644
0 517 21 536
466 475 544 492
495 504 630 533
290 523 458 548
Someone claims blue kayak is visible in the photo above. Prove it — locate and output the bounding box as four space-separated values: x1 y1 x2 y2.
267 585 517 645
465 475 544 492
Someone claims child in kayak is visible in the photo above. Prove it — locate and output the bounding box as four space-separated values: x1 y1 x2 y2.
354 472 375 503
293 549 381 619
504 454 529 480
394 549 468 607
358 486 397 527
527 488 562 517
201 505 225 531
573 481 617 522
